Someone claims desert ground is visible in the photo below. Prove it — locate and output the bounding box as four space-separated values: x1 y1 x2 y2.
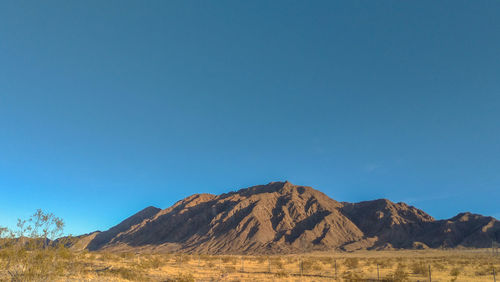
1 248 499 281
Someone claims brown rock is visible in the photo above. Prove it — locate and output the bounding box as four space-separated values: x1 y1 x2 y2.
81 181 500 254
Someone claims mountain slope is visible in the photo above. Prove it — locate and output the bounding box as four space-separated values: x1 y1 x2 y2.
341 199 435 249
87 206 161 251
82 182 500 254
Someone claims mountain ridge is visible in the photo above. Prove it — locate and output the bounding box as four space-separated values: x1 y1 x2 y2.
76 181 500 254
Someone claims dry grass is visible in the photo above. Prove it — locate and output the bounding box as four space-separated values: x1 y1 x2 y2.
1 248 499 281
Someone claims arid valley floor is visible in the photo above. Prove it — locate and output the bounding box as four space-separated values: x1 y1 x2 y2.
1 249 498 281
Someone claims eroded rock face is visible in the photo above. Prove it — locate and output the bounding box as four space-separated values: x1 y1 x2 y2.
86 206 161 251
341 199 435 248
82 181 500 254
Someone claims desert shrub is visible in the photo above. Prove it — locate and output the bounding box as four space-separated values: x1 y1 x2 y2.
365 258 377 266
182 255 192 263
450 267 460 276
474 265 492 276
120 252 134 260
0 209 74 281
174 254 183 264
391 263 409 281
342 270 362 280
98 252 118 262
56 245 74 260
105 267 147 281
344 257 359 269
411 261 428 276
256 256 266 264
458 259 471 266
139 255 163 269
197 254 210 264
317 256 334 265
165 273 195 282
301 259 311 272
275 270 288 277
221 255 236 264
377 258 394 268
302 258 322 272
432 261 446 271
270 257 284 269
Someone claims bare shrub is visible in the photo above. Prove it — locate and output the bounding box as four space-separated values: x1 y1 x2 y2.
378 258 394 269
104 267 147 281
433 261 446 271
302 258 322 272
221 255 236 264
344 257 359 269
342 270 362 280
475 265 492 276
165 272 195 282
120 252 132 258
139 255 163 269
391 263 409 281
0 209 71 280
182 254 192 263
450 267 460 277
317 256 334 265
256 256 266 264
411 261 428 276
275 270 288 277
270 257 284 269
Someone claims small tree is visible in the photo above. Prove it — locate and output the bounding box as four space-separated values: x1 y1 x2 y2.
0 209 69 280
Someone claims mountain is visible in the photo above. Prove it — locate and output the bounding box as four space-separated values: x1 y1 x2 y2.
79 181 500 254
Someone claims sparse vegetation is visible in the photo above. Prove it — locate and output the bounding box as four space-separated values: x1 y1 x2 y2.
0 209 72 281
302 258 323 272
450 266 460 277
270 257 284 269
391 263 409 281
410 261 428 276
1 214 500 281
345 257 359 269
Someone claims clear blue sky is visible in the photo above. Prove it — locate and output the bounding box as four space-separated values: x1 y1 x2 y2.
1 1 499 235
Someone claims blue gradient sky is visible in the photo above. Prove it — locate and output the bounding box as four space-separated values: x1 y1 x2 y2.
1 1 499 235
